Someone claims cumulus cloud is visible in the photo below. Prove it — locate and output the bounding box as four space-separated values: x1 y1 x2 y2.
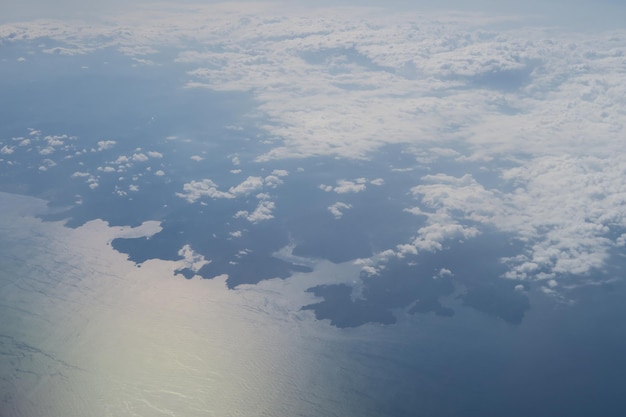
401 155 626 283
178 173 287 203
234 200 275 223
177 244 210 273
132 153 149 162
176 179 234 203
320 179 366 194
320 178 383 194
97 140 116 151
328 202 352 219
229 176 264 196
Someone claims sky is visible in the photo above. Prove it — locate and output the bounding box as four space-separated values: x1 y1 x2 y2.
1 0 625 30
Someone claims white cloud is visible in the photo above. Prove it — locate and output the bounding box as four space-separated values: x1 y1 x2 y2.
190 155 204 161
434 268 453 279
229 176 264 196
1 145 14 154
155 170 165 176
328 202 352 219
132 153 149 162
177 244 210 273
177 179 234 203
235 200 275 223
403 155 626 283
5 5 626 293
147 151 163 158
97 140 116 151
320 178 387 194
263 175 283 188
113 155 130 164
321 179 366 194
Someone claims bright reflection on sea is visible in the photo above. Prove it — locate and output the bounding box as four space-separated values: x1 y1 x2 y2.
0 192 381 417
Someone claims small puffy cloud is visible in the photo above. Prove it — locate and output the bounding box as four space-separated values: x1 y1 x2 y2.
434 268 453 279
234 200 275 223
1 145 14 154
97 140 116 151
229 176 264 196
263 175 283 188
177 179 234 203
39 147 54 155
328 202 352 219
44 135 66 146
87 177 99 189
129 184 139 192
320 178 365 194
229 230 243 238
71 171 90 178
334 179 366 194
271 169 289 177
147 151 163 158
230 169 242 174
231 155 240 166
396 244 418 258
132 153 149 162
177 244 210 272
320 178 381 194
155 170 165 176
190 155 204 161
361 265 379 276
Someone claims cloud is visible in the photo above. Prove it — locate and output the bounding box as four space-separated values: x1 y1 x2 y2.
229 176 264 196
176 179 234 203
5 5 626 293
234 200 275 223
97 140 116 151
190 155 204 161
177 244 210 273
132 153 149 162
320 178 383 194
178 173 287 204
401 155 626 283
320 179 366 194
328 202 352 219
